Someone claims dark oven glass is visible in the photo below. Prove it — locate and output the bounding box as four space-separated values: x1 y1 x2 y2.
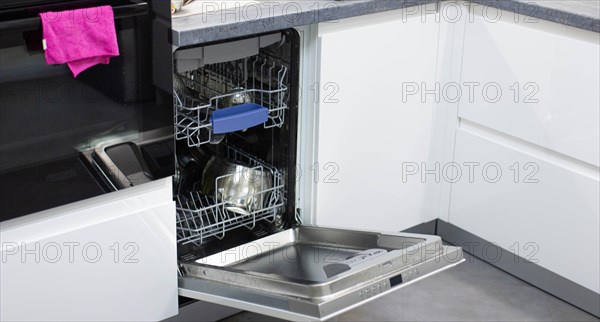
0 0 173 221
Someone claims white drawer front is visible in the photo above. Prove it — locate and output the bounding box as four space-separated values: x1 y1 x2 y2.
459 13 600 166
448 129 599 294
0 178 178 321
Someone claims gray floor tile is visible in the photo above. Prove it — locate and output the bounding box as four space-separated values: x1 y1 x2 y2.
218 253 599 322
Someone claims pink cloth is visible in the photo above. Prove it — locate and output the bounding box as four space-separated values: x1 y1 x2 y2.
40 6 119 77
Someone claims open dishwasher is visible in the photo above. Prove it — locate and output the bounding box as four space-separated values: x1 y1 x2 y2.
172 29 464 321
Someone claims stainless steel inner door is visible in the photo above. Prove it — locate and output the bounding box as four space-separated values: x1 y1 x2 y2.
179 226 463 321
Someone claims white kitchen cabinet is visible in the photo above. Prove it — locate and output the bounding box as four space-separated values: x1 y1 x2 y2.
448 128 600 294
442 5 600 299
0 178 178 322
308 4 441 232
458 9 600 167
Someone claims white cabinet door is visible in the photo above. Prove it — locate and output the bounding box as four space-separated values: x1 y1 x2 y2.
459 10 600 166
448 128 600 294
440 6 600 298
0 178 178 322
310 4 440 232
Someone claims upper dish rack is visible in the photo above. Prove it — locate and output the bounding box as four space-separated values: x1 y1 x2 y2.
175 145 285 246
174 53 289 148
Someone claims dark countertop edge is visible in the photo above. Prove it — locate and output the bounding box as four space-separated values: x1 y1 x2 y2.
172 0 439 47
172 0 600 47
471 0 600 33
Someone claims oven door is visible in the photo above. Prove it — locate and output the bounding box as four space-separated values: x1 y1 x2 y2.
0 0 174 221
179 226 463 321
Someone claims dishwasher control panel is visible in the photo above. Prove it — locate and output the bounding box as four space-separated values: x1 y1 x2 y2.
358 280 390 300
401 267 421 282
357 265 424 300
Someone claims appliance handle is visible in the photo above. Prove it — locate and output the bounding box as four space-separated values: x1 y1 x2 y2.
211 103 269 135
0 1 149 32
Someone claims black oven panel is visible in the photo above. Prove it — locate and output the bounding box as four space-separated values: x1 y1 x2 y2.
0 0 173 221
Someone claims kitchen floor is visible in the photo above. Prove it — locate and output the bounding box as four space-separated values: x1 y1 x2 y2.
218 252 599 322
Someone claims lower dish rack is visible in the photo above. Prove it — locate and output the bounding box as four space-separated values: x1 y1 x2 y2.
174 53 289 148
175 145 285 246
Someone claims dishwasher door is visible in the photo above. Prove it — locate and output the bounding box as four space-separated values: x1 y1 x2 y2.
179 226 463 321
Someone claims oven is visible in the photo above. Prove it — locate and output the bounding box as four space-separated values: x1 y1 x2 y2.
0 0 174 222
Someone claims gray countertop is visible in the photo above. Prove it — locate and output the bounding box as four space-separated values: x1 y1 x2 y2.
171 0 600 47
471 0 599 32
